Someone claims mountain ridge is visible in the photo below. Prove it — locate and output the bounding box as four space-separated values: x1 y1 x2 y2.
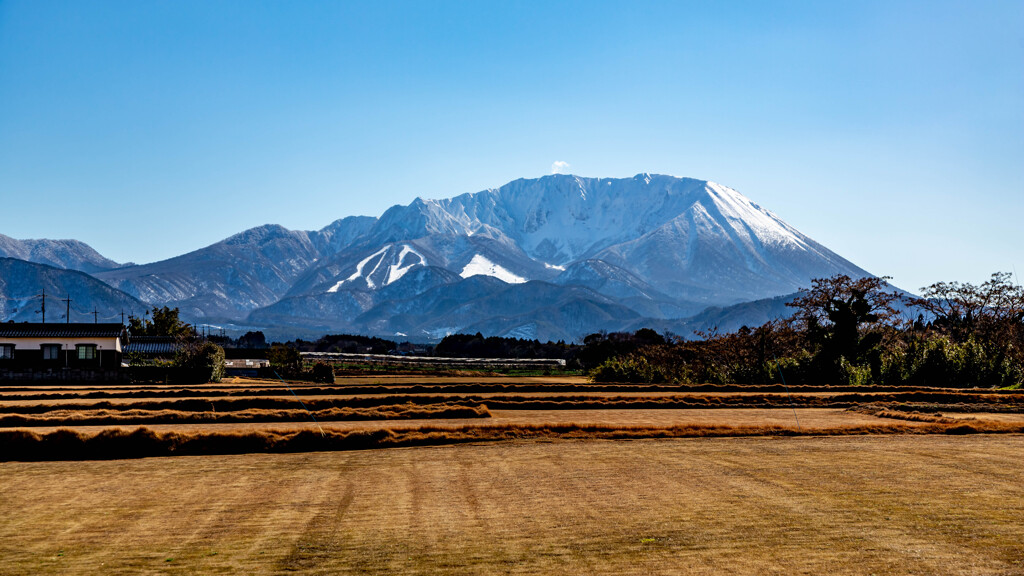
1 174 874 341
0 234 122 274
0 258 148 323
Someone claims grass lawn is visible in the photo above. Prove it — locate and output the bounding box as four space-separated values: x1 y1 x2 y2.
2 434 1023 575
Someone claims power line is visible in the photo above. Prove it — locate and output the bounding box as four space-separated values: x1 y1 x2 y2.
66 301 123 322
0 293 43 320
2 292 128 325
0 294 45 301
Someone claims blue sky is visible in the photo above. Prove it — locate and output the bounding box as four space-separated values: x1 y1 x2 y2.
0 0 1021 292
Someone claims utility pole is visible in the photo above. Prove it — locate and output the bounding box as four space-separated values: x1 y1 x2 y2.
121 310 125 325
61 295 72 324
92 309 99 323
39 290 46 323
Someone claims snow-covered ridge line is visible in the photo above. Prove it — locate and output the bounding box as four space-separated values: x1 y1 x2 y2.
460 254 526 284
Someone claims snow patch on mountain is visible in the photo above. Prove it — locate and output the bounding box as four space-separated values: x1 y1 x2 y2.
460 255 526 284
327 247 388 292
386 245 425 285
423 326 460 339
326 244 428 292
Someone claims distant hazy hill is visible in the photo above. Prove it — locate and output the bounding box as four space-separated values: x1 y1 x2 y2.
4 174 873 341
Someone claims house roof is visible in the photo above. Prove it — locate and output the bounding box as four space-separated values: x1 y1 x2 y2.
124 337 178 355
0 323 127 339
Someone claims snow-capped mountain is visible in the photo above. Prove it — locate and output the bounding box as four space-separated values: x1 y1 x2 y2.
0 234 121 273
1 174 873 341
332 174 865 303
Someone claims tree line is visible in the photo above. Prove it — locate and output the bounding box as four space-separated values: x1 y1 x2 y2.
592 273 1024 388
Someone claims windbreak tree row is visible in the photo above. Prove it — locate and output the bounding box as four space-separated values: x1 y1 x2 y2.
591 273 1024 388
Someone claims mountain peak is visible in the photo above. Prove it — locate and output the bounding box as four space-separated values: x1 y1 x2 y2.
223 224 294 245
8 173 872 341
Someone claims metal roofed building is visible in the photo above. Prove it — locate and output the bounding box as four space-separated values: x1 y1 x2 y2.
124 336 180 358
0 322 130 382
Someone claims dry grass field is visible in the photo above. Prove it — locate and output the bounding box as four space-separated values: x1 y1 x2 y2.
2 435 1023 575
2 376 1023 455
1 375 1022 574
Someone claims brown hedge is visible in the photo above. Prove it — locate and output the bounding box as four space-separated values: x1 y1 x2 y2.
2 420 1022 462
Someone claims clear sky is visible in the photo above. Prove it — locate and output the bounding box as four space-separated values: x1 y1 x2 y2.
1 0 1021 293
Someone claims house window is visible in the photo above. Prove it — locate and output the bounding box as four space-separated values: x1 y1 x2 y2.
76 344 97 361
42 344 62 360
0 344 13 360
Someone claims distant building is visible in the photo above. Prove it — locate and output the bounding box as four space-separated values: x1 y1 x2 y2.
0 323 129 382
224 358 270 378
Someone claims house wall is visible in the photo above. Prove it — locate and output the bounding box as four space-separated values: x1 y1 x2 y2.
0 336 122 352
1 348 121 369
0 336 125 382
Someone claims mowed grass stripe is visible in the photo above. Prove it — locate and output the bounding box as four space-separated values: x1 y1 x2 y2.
2 436 1023 575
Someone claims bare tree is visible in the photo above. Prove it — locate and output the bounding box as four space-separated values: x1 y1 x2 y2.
907 272 1024 347
786 275 902 380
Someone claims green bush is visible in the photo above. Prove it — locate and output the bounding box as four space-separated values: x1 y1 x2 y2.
763 354 811 386
173 341 225 383
837 357 872 386
880 336 1022 388
267 344 302 374
590 356 670 383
